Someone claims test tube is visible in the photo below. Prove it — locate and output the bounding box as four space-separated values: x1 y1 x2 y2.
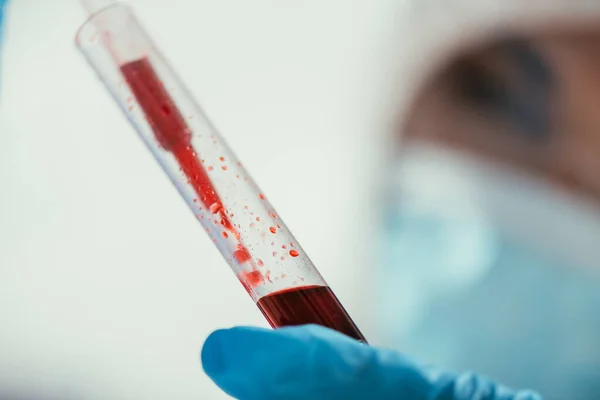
76 3 366 342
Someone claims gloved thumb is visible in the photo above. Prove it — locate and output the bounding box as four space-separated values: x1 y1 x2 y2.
201 324 541 400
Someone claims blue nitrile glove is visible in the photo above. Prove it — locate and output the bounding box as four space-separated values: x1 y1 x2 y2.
201 325 543 400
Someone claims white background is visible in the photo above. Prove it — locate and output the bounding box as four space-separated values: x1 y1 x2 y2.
0 0 399 398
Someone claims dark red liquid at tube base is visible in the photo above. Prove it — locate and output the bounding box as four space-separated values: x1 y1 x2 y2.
120 57 366 342
257 286 366 342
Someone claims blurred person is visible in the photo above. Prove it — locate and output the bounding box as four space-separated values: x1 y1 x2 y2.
3 0 600 399
200 2 600 400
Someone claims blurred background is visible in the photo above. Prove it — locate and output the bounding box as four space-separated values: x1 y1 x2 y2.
0 0 398 398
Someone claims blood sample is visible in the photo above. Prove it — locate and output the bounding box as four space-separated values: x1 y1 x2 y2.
257 286 366 342
76 3 366 342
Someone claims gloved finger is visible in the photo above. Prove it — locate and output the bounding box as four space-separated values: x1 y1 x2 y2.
201 325 544 400
201 324 434 400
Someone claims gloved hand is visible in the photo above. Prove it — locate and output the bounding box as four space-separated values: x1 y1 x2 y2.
202 324 543 400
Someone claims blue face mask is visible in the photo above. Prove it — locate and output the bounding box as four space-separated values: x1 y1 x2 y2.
376 146 600 400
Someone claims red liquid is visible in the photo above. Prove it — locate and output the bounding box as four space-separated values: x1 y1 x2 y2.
120 59 366 342
121 59 249 265
257 285 366 342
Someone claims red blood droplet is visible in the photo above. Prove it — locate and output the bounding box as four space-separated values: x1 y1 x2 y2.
221 165 227 170
219 156 225 161
280 256 285 260
272 251 278 257
269 227 277 234
209 202 222 214
282 245 287 249
259 194 265 200
233 246 252 264
256 217 260 221
222 231 228 239
243 270 263 287
208 166 214 171
277 224 281 229
257 259 264 267
289 250 299 257
290 243 294 247
269 212 277 219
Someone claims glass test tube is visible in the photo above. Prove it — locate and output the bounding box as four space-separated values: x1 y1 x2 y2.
76 4 366 342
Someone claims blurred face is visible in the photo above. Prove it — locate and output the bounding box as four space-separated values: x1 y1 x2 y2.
403 27 600 203
379 26 600 399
